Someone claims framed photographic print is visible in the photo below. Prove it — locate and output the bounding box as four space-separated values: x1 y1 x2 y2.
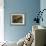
11 14 25 25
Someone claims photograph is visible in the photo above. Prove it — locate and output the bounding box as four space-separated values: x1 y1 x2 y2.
11 14 25 25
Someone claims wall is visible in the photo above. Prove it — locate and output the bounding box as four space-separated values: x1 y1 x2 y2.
40 0 46 27
0 0 4 42
4 0 40 42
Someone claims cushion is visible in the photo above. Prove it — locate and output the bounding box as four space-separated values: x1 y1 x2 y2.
17 37 25 46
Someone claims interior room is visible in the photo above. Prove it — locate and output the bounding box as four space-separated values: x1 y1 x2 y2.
0 0 46 46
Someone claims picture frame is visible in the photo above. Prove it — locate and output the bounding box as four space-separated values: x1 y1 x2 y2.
11 14 25 25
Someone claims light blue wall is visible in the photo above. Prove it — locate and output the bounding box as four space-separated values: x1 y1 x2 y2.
4 0 40 42
40 0 46 27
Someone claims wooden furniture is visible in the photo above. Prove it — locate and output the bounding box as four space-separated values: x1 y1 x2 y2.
32 25 46 46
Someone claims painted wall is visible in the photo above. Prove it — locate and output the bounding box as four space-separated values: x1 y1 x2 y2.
4 0 40 42
40 0 46 27
0 0 4 42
